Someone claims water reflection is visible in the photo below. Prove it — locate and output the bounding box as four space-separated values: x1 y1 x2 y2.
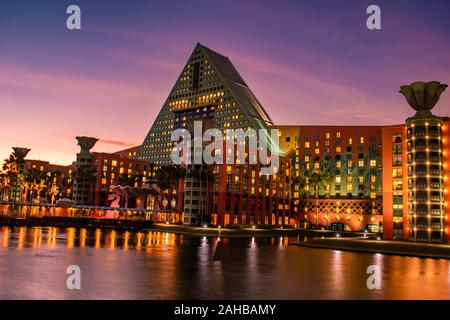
0 227 449 299
1 226 240 250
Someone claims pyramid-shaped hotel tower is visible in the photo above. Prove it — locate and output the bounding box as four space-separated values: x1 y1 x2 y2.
137 43 274 164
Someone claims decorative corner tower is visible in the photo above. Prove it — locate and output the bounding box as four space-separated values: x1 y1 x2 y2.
400 81 448 243
73 136 98 205
10 147 31 202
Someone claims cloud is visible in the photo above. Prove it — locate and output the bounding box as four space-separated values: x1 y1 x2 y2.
98 139 137 148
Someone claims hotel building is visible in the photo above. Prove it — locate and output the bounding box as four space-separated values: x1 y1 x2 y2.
137 43 284 226
133 44 449 243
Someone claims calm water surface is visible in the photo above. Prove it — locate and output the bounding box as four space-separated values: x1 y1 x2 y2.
0 226 449 299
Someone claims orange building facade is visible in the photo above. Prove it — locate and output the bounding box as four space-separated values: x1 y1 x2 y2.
273 125 383 232
90 152 153 207
211 156 292 227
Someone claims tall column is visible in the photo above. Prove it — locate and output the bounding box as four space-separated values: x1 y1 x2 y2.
73 136 98 206
400 81 447 243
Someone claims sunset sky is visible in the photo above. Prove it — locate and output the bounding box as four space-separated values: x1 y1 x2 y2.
1 0 449 165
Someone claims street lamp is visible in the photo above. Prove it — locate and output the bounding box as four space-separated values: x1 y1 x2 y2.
162 198 168 222
170 198 176 223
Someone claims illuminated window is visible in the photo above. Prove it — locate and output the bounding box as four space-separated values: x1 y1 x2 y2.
336 132 341 138
305 142 310 148
370 160 377 167
315 148 320 155
336 146 341 153
326 132 330 139
335 176 341 183
314 162 320 169
392 168 402 178
370 192 376 199
112 160 117 167
346 184 352 191
359 137 364 144
371 176 376 183
358 160 364 167
305 156 310 162
358 176 364 183
347 176 352 183
347 138 353 145
393 180 403 190
336 161 341 168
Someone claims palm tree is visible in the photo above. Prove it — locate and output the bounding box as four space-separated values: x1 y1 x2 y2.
0 173 8 201
308 171 323 227
44 170 62 204
117 173 135 187
155 165 185 191
322 168 334 199
154 165 186 221
2 150 28 202
2 154 17 201
24 168 45 203
60 173 73 199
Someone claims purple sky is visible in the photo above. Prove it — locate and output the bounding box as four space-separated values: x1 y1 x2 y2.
1 0 449 164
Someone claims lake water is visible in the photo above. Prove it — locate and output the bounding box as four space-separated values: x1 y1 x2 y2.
0 226 449 299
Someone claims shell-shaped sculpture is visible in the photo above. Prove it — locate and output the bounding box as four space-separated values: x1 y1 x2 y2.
399 81 447 115
12 147 31 160
76 136 98 152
